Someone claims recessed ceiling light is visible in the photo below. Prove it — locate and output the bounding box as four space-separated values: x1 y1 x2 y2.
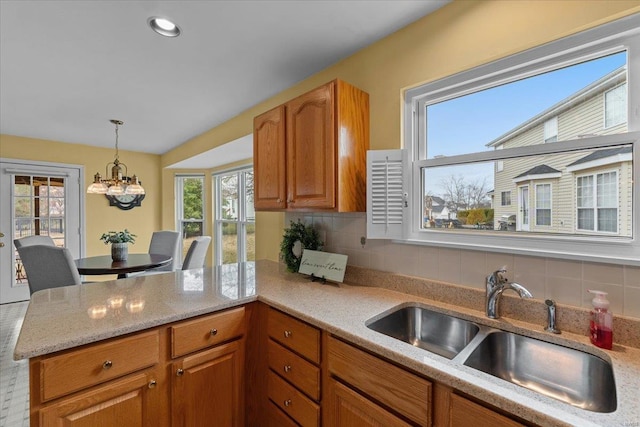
148 16 181 38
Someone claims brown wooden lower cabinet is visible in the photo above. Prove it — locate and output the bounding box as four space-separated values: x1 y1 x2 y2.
447 393 525 427
28 306 246 427
171 340 245 427
326 378 411 427
30 302 535 427
38 369 162 427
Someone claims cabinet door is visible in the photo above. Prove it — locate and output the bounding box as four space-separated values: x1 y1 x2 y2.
254 105 287 210
326 378 411 427
171 340 244 427
448 394 524 427
286 82 336 209
39 371 161 427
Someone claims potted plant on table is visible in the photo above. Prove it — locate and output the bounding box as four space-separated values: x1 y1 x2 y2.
100 229 137 261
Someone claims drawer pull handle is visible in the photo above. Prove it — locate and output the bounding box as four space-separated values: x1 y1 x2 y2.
283 365 292 373
284 399 292 407
284 330 292 338
102 360 113 370
210 328 218 336
176 368 184 377
148 380 157 389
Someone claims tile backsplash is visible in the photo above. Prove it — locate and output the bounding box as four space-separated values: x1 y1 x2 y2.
285 212 640 319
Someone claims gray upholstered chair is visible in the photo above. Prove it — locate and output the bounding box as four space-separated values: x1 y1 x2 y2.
182 236 211 270
147 230 181 272
16 245 81 295
14 235 55 248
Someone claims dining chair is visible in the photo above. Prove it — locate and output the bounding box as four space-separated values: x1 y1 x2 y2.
13 235 55 248
16 245 81 295
182 236 211 270
147 230 181 272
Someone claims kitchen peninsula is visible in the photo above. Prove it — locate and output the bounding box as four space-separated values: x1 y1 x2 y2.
15 261 640 426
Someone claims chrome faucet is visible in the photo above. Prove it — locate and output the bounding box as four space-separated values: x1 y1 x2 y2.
486 267 533 319
545 299 561 334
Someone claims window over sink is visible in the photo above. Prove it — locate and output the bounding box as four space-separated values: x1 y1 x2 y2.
371 14 640 264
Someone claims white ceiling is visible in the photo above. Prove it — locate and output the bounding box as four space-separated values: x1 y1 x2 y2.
0 0 448 167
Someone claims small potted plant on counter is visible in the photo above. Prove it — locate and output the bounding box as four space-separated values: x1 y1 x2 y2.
100 229 137 261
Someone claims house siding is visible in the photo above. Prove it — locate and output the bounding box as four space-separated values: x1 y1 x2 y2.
493 76 630 236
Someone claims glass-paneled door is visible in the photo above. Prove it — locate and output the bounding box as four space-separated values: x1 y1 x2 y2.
0 160 82 303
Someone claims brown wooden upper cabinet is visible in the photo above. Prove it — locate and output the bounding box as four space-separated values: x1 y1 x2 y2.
253 79 369 212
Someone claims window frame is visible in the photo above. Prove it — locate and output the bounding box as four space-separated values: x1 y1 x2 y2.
402 14 640 265
175 174 206 258
604 83 627 129
534 183 552 227
213 166 254 266
501 191 511 207
544 117 558 144
575 169 619 234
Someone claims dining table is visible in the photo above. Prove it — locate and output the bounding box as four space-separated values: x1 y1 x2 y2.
75 254 172 279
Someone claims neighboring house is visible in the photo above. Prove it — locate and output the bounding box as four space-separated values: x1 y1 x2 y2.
424 195 455 225
487 66 631 237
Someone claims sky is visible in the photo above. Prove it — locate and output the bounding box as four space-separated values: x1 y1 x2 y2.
423 51 627 196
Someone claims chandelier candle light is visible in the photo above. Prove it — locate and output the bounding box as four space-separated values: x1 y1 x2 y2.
87 119 145 196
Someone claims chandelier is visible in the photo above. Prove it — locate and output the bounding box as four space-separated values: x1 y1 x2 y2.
87 119 145 196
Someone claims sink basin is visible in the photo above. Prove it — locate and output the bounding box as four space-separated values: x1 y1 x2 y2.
463 331 616 413
367 306 479 359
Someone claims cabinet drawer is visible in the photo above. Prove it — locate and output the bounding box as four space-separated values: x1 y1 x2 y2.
171 307 245 358
268 370 320 427
328 378 412 427
267 371 320 427
40 331 159 402
267 308 320 364
267 401 299 427
268 339 321 400
328 336 431 426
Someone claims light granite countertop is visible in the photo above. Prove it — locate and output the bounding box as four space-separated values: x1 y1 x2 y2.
14 261 639 427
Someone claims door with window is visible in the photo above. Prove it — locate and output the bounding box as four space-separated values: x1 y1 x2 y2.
518 185 530 231
0 161 82 303
214 168 255 266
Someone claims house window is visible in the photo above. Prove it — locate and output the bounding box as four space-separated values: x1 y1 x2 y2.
535 184 551 226
605 83 627 128
214 167 255 265
501 191 511 206
176 175 205 260
577 171 618 233
399 15 639 263
544 117 558 143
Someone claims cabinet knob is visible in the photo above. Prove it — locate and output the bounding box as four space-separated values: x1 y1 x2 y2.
102 360 113 370
176 368 184 376
148 380 157 389
284 399 292 407
284 330 292 338
283 365 292 373
210 328 218 336
277 198 282 203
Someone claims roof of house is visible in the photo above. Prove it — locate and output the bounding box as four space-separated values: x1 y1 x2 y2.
567 145 632 167
486 66 626 148
514 164 561 179
431 196 445 205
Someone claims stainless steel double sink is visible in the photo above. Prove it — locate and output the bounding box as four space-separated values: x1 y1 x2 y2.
366 305 616 413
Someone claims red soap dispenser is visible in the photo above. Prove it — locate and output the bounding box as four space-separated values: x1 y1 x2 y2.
588 290 613 350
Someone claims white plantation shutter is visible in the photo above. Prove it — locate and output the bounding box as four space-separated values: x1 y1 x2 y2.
367 149 407 239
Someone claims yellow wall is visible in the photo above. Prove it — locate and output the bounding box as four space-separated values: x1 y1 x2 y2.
160 0 640 262
1 134 162 264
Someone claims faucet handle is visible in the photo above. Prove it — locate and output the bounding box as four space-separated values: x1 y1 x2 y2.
492 266 508 284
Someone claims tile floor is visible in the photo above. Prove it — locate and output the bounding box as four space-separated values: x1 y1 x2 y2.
0 302 29 427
